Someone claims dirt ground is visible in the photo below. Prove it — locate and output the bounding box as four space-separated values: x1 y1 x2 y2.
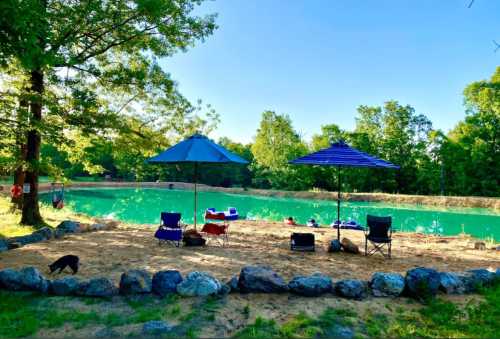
1 220 498 283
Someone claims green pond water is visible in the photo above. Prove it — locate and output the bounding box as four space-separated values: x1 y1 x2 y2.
42 187 500 241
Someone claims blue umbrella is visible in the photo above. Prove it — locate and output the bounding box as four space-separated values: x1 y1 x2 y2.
290 141 399 240
148 134 248 229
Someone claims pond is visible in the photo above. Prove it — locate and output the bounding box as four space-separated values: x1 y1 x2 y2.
42 187 500 241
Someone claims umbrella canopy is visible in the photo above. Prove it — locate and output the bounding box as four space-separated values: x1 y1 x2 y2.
148 134 248 228
290 141 399 240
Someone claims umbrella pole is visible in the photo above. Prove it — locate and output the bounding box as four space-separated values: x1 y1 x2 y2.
194 162 198 230
337 165 341 241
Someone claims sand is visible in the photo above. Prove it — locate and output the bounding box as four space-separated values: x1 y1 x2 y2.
0 220 498 283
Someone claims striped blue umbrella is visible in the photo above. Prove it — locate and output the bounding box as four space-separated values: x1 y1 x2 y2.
148 134 248 228
290 141 399 239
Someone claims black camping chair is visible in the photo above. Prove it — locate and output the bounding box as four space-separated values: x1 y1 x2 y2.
291 233 315 252
364 215 392 258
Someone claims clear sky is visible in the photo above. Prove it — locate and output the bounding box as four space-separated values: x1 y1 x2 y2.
162 0 500 144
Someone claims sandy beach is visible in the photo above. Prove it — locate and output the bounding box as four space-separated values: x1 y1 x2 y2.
1 220 498 283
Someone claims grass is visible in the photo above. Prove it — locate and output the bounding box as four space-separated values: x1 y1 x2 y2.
235 282 500 339
0 290 185 338
384 283 500 338
0 196 93 238
234 307 356 339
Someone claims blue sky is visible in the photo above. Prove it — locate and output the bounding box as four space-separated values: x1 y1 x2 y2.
162 0 499 144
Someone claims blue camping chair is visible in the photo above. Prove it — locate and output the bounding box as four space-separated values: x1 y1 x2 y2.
155 212 184 247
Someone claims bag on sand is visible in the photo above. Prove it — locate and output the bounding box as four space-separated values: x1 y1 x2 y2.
183 230 206 246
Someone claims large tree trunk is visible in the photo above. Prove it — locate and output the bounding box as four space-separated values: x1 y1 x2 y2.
21 70 44 225
11 96 29 210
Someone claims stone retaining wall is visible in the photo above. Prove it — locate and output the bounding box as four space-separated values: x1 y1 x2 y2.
0 264 498 301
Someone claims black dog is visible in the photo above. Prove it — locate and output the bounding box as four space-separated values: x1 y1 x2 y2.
48 255 79 275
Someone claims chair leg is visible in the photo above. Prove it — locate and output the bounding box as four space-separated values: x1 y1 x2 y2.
365 238 368 256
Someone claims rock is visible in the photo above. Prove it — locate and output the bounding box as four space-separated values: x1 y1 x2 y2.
51 277 80 296
7 242 22 250
370 272 405 297
32 227 53 240
405 267 440 299
91 223 106 231
227 276 239 292
57 220 80 233
328 239 341 253
0 239 7 252
94 327 119 338
341 238 359 254
20 267 50 293
152 270 183 297
438 272 466 294
238 266 288 293
474 242 486 250
288 273 333 297
466 269 496 287
0 268 23 290
219 284 231 295
119 269 152 295
176 271 222 297
54 228 66 239
142 320 173 335
78 277 118 297
335 279 368 299
9 233 45 246
331 326 355 339
0 267 49 292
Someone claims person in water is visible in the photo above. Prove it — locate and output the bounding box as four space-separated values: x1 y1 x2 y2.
284 216 296 225
307 218 319 227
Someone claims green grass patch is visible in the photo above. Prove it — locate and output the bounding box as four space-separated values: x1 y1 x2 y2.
235 307 355 339
381 283 500 338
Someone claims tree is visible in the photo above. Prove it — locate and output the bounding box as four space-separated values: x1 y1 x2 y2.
0 0 216 224
446 67 500 196
251 111 310 189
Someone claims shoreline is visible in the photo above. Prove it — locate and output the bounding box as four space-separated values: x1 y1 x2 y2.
35 181 500 210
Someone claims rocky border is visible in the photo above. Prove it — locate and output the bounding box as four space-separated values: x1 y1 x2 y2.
0 265 498 301
0 220 117 253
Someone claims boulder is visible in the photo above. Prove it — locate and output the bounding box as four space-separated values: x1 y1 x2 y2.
0 268 23 290
176 272 222 297
341 238 359 254
94 327 119 338
9 233 45 246
219 284 231 296
7 242 22 250
0 267 49 293
227 276 239 292
288 273 333 297
405 267 440 299
152 270 183 296
142 320 173 335
54 228 66 239
91 223 106 231
20 267 50 293
466 269 496 287
51 277 80 296
78 277 118 297
335 279 368 299
438 272 466 294
238 266 288 293
119 269 152 295
370 272 405 297
328 239 341 253
32 227 53 240
0 239 7 252
57 220 80 233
